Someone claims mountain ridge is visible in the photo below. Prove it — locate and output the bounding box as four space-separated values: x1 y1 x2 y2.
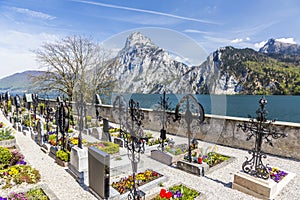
1 33 300 95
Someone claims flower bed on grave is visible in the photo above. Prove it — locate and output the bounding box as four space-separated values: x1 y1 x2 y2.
0 147 41 189
268 166 288 183
152 184 200 200
0 187 49 200
185 151 230 167
111 169 163 194
86 141 120 155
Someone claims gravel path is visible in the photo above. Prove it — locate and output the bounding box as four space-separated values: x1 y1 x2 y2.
0 112 97 200
1 112 299 200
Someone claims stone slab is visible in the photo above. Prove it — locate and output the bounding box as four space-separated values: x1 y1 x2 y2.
49 146 58 159
150 150 172 165
232 170 296 199
41 143 51 154
177 160 209 176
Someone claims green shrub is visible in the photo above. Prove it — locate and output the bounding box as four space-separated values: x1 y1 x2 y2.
56 150 70 162
86 115 92 123
0 128 15 141
26 187 49 200
0 146 13 167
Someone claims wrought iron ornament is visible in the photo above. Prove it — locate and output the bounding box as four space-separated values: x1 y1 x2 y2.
122 99 146 200
174 94 205 163
157 91 172 152
237 96 287 179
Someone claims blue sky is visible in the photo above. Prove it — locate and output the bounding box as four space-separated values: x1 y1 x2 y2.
1 0 300 78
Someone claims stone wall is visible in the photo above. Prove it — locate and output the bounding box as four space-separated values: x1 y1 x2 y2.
48 100 300 160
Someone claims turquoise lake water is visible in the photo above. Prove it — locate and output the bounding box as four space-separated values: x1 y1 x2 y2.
108 94 300 123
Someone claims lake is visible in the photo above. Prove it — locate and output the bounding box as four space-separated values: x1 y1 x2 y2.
108 94 300 123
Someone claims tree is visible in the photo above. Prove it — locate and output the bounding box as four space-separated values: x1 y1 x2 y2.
33 35 115 101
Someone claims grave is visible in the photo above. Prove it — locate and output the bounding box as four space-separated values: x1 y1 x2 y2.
232 170 296 199
150 149 172 165
68 146 89 186
177 160 209 176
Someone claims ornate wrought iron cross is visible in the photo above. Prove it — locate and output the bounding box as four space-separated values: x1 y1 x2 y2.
112 95 128 141
174 94 204 163
75 93 86 149
237 96 287 179
157 91 172 152
123 99 145 200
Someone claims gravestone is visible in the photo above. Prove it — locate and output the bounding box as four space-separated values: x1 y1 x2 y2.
177 160 209 176
150 150 172 165
113 137 124 147
88 146 110 199
69 146 89 186
102 118 111 141
36 118 45 146
91 127 102 140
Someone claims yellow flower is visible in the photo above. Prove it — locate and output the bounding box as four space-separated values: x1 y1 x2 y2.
8 167 19 175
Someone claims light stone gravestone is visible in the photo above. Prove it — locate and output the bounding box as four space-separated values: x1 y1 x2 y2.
69 146 89 186
91 127 102 140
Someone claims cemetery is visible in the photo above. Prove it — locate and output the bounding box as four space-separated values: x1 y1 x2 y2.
0 91 299 200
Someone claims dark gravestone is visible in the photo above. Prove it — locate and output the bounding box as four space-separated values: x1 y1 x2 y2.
88 146 110 199
113 137 124 147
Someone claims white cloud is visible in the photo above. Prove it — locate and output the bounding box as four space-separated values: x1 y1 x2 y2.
231 38 243 43
0 30 59 78
246 37 251 41
254 40 268 49
275 37 296 44
9 7 56 20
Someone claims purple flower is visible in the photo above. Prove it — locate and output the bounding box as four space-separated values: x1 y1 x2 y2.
16 160 27 165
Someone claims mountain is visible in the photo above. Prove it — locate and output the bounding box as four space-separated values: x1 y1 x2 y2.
259 38 300 55
1 34 300 95
107 33 300 95
0 70 45 93
106 32 192 93
192 46 300 95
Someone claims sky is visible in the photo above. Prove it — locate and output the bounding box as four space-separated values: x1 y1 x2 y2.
1 0 300 79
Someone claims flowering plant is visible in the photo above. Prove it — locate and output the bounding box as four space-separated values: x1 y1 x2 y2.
153 184 199 200
268 167 288 183
111 169 162 194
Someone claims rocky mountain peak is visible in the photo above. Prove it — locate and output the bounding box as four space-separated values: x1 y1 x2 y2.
259 38 300 55
124 32 155 50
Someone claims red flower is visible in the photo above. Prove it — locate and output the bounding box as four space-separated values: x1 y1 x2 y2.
160 189 167 198
166 191 173 199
